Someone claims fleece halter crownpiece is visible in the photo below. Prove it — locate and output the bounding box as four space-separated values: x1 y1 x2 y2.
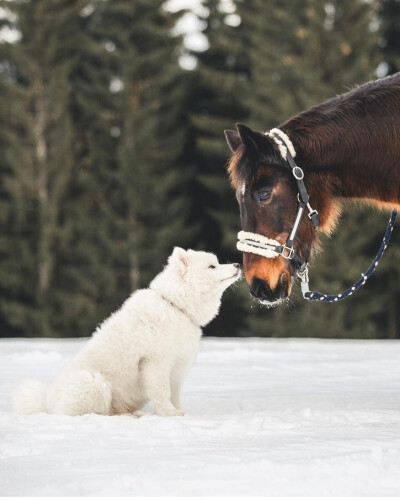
236 128 398 303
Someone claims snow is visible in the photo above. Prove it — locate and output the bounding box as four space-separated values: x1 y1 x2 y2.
1 337 400 496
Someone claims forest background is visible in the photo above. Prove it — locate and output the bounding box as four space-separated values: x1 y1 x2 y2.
0 0 399 339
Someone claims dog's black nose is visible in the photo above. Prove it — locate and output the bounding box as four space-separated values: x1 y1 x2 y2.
233 263 240 268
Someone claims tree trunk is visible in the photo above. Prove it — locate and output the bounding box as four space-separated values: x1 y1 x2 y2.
34 74 51 298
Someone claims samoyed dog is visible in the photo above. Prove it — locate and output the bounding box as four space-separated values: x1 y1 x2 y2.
13 248 241 417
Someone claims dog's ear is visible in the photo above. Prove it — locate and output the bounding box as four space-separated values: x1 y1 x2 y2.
169 247 188 274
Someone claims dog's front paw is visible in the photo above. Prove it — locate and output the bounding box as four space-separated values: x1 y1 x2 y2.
132 409 148 418
166 408 185 417
157 408 185 417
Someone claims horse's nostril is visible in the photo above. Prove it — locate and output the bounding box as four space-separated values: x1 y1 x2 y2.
250 278 275 302
233 263 240 268
250 275 289 302
278 273 289 300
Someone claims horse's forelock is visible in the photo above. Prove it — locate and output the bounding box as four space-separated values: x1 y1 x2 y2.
227 146 250 189
227 144 286 189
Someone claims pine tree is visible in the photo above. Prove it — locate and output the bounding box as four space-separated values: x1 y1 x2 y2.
0 0 198 338
0 42 38 336
235 0 383 338
373 0 400 338
0 0 76 336
1 0 397 340
104 0 191 290
379 0 400 75
51 0 127 337
0 0 124 337
183 0 252 336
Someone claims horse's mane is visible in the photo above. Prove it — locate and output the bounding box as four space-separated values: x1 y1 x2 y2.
285 73 400 133
228 73 400 188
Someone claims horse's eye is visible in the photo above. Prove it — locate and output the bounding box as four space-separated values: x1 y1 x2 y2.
209 265 216 269
258 191 271 202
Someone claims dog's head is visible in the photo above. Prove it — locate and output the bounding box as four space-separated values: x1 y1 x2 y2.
168 247 241 295
150 247 241 327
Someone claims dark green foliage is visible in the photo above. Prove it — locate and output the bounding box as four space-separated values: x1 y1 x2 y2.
230 0 398 340
0 0 399 339
111 0 191 289
183 0 251 336
379 0 400 74
0 0 79 337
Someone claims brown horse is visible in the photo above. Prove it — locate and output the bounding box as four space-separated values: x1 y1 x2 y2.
225 73 400 305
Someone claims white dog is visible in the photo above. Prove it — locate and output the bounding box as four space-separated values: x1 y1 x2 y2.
12 248 240 417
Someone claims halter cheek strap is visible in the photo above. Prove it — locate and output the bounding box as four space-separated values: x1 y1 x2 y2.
236 127 398 302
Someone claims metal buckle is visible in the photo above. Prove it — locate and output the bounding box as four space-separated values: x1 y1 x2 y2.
307 208 318 220
281 245 294 259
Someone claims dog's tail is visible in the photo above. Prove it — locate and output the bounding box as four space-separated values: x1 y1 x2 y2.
12 379 48 414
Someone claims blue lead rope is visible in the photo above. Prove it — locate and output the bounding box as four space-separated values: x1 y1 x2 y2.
299 209 397 302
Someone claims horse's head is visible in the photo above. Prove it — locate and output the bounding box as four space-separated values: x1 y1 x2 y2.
225 123 322 305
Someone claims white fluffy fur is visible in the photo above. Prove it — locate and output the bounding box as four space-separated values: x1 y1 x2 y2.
12 248 240 418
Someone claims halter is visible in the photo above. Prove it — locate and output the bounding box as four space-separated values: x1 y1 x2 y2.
236 128 398 302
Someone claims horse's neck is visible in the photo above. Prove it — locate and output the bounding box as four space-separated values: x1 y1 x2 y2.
282 90 400 209
306 131 400 205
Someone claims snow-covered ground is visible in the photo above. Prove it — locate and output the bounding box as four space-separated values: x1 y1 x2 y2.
1 337 400 496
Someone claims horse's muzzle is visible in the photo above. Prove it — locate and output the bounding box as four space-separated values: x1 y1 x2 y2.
249 274 289 303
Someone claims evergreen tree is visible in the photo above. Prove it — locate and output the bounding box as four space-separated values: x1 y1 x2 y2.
379 0 400 75
50 0 126 337
185 0 252 336
0 0 124 337
0 0 196 338
235 0 385 338
373 0 400 337
107 0 191 290
0 0 398 340
0 0 75 336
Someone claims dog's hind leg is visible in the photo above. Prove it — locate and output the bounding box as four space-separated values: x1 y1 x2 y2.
140 361 184 417
47 370 112 416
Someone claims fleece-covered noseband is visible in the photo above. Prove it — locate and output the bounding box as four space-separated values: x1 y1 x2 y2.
237 231 283 259
236 128 397 302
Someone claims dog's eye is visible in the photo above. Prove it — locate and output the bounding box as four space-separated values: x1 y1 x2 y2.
209 265 216 269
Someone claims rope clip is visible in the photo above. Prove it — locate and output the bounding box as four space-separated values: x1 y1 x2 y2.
297 264 310 296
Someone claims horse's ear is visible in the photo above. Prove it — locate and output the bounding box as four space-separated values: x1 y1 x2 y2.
224 130 241 153
236 123 276 158
236 124 264 153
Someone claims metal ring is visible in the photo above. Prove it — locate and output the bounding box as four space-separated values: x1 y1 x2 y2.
293 166 304 180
